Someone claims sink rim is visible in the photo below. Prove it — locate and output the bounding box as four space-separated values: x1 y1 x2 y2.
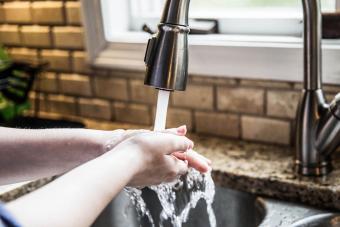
290 213 340 226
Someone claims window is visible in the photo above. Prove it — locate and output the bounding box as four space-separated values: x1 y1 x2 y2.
103 0 337 42
81 0 340 84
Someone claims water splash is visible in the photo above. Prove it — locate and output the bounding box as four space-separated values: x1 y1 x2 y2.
153 168 216 227
125 90 216 227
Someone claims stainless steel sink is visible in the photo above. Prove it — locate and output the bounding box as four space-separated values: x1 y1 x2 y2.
92 186 265 227
92 186 340 227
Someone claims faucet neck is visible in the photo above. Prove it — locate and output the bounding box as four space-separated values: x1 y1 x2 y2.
302 0 322 90
160 0 191 26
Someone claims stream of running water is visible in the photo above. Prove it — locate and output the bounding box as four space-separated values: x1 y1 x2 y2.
126 90 216 227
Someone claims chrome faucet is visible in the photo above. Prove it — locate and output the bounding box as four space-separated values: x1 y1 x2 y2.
144 0 190 91
295 0 340 176
144 0 340 177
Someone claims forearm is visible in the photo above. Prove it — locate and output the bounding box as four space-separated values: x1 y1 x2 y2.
6 149 137 227
0 127 115 185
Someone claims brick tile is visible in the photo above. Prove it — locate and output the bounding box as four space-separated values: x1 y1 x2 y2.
217 87 264 114
240 79 292 89
113 102 151 125
59 74 92 96
111 70 144 78
0 25 20 45
9 47 38 63
65 1 82 25
0 5 4 23
195 111 240 138
72 51 91 73
267 90 300 119
130 79 157 104
3 2 32 24
172 85 213 110
326 93 336 103
190 75 237 86
294 83 303 90
324 84 340 93
29 92 48 113
46 94 76 116
166 108 193 130
21 26 52 47
241 116 290 145
32 1 64 25
41 50 71 71
79 98 111 120
94 77 128 100
37 72 58 93
53 26 84 49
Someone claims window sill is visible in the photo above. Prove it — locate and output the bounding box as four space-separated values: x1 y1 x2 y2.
91 34 340 85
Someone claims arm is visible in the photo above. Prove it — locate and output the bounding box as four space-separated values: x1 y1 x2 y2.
6 132 195 227
0 127 118 185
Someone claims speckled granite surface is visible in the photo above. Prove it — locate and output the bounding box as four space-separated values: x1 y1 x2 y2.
0 177 56 202
192 134 340 211
1 120 340 211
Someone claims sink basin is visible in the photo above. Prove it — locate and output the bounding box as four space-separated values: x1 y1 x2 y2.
92 186 265 227
291 213 340 227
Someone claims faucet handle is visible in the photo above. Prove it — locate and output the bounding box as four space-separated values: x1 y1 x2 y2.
330 93 340 119
142 24 156 35
144 36 158 67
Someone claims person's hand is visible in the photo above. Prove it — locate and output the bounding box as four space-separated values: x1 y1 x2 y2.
108 131 193 187
165 126 212 173
103 126 212 173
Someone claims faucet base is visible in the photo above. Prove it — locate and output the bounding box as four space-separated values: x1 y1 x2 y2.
294 161 333 176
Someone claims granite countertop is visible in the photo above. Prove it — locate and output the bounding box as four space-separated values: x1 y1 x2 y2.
192 134 340 210
1 120 340 211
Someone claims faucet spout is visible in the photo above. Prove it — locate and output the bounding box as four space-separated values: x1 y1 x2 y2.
302 0 322 90
144 0 191 91
160 0 191 26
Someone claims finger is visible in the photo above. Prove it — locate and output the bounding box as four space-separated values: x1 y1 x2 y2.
192 151 212 165
173 150 211 173
164 155 188 181
173 150 211 164
176 125 187 135
151 132 194 155
163 125 187 136
175 157 189 175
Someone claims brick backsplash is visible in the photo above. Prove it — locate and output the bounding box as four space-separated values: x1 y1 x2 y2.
2 0 340 147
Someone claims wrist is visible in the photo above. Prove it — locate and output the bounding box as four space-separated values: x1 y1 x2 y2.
101 145 141 185
85 129 127 155
105 141 143 177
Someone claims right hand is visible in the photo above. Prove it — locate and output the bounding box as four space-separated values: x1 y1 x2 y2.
109 131 194 187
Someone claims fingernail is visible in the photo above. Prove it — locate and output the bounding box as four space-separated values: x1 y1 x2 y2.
177 125 186 133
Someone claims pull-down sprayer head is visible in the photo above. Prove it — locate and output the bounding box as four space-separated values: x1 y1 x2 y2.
144 0 191 91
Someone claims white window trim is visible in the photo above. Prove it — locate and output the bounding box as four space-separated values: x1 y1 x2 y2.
81 0 340 85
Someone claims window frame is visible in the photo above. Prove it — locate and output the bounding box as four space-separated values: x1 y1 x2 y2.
81 0 340 84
